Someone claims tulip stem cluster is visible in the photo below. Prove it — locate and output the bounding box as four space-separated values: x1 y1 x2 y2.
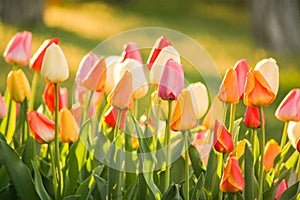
164 100 173 192
258 106 265 200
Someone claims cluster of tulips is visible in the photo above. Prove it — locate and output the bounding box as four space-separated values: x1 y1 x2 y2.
0 30 299 200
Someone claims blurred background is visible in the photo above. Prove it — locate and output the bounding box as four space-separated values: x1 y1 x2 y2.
0 0 299 139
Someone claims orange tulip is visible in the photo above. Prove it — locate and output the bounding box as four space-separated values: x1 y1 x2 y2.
0 93 8 119
27 111 55 144
59 108 79 143
7 69 31 103
264 139 280 171
3 31 32 66
275 89 300 122
213 120 234 153
220 154 245 193
233 59 248 99
107 71 133 110
218 68 239 104
170 89 197 131
121 42 143 64
243 106 262 129
274 179 288 200
30 38 59 72
43 83 68 112
287 121 300 152
244 69 276 107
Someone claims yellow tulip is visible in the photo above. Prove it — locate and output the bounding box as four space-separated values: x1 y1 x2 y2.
7 69 31 103
59 108 79 143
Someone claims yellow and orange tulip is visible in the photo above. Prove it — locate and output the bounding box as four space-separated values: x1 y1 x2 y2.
59 108 79 143
7 69 31 103
218 68 239 104
264 139 280 171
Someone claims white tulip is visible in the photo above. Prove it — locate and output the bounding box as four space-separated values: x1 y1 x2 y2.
104 56 122 94
287 121 300 151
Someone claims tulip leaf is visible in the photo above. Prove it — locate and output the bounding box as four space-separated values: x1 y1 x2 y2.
63 195 81 200
0 139 39 200
75 173 95 200
94 174 107 200
244 142 258 200
0 166 10 190
191 174 206 200
284 151 299 170
162 183 183 200
170 156 185 184
279 181 300 200
22 137 35 172
0 93 16 143
188 145 205 177
0 184 18 200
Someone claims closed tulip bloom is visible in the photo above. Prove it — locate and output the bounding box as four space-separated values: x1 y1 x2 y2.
274 179 288 200
0 93 8 119
43 83 68 112
264 139 280 171
275 89 300 122
186 82 209 119
218 68 239 104
202 97 224 130
243 106 262 128
41 43 69 83
104 106 127 129
30 38 59 72
254 58 279 96
213 120 234 153
233 59 248 99
107 71 133 110
158 59 184 100
287 121 300 152
244 69 276 107
105 56 122 94
220 154 245 193
27 111 55 144
3 31 32 66
121 42 143 64
7 69 31 103
75 51 98 84
59 108 79 143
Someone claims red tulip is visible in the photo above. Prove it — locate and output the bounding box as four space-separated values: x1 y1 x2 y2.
104 106 127 129
158 59 184 100
213 120 234 153
275 89 300 122
233 59 248 99
76 52 98 83
43 83 68 112
274 179 288 200
243 106 262 128
0 93 8 119
121 42 143 64
27 111 55 144
30 38 59 71
218 68 239 104
220 154 245 193
3 31 32 66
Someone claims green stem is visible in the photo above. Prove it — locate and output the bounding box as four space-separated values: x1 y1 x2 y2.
29 71 39 109
114 109 122 139
296 153 300 182
49 143 58 200
229 103 236 134
81 90 94 125
54 83 61 198
164 100 173 192
258 107 265 200
4 97 12 137
220 153 224 200
184 131 189 200
280 121 289 150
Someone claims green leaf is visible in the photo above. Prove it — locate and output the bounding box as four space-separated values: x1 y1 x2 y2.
162 184 183 200
244 142 258 200
0 184 18 200
279 181 300 200
0 166 10 190
63 195 81 200
94 174 107 200
22 137 35 172
188 145 205 177
75 173 95 200
0 139 39 200
284 151 299 170
191 174 206 200
0 93 16 143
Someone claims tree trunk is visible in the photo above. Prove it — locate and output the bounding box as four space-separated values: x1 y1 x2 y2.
0 0 45 26
250 0 300 53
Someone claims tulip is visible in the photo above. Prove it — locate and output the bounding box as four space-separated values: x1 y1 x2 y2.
158 59 184 100
186 82 209 119
75 51 98 84
264 139 280 171
121 42 143 64
254 58 279 96
27 111 55 144
220 154 245 193
81 57 107 92
287 121 300 152
104 106 127 129
236 139 248 159
3 31 32 66
30 38 60 72
170 89 197 131
7 69 31 103
0 93 8 119
202 97 224 130
74 83 103 106
233 59 248 99
59 108 79 143
275 89 300 122
107 71 133 110
274 179 288 200
41 43 69 83
151 90 176 121
213 120 234 153
43 83 68 112
105 56 122 94
218 68 239 104
243 106 262 128
244 69 276 107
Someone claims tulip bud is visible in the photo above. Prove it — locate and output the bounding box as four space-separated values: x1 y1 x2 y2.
104 106 127 129
243 106 262 128
30 38 59 72
121 42 143 64
7 69 31 103
233 59 248 99
218 68 239 104
202 97 224 130
41 43 69 83
76 52 98 84
170 89 197 131
0 93 8 119
213 120 234 153
220 154 245 193
287 121 300 152
158 59 184 100
27 111 55 144
43 83 68 112
59 108 79 143
274 179 288 200
275 89 300 122
3 31 32 66
264 139 280 171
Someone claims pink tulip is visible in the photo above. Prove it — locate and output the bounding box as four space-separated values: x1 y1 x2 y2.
233 59 248 99
121 42 143 64
158 59 184 100
274 179 288 200
275 89 300 122
3 31 32 66
0 93 8 119
76 52 99 83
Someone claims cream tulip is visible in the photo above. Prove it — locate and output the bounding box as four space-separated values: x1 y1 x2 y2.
105 56 121 94
287 121 300 152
